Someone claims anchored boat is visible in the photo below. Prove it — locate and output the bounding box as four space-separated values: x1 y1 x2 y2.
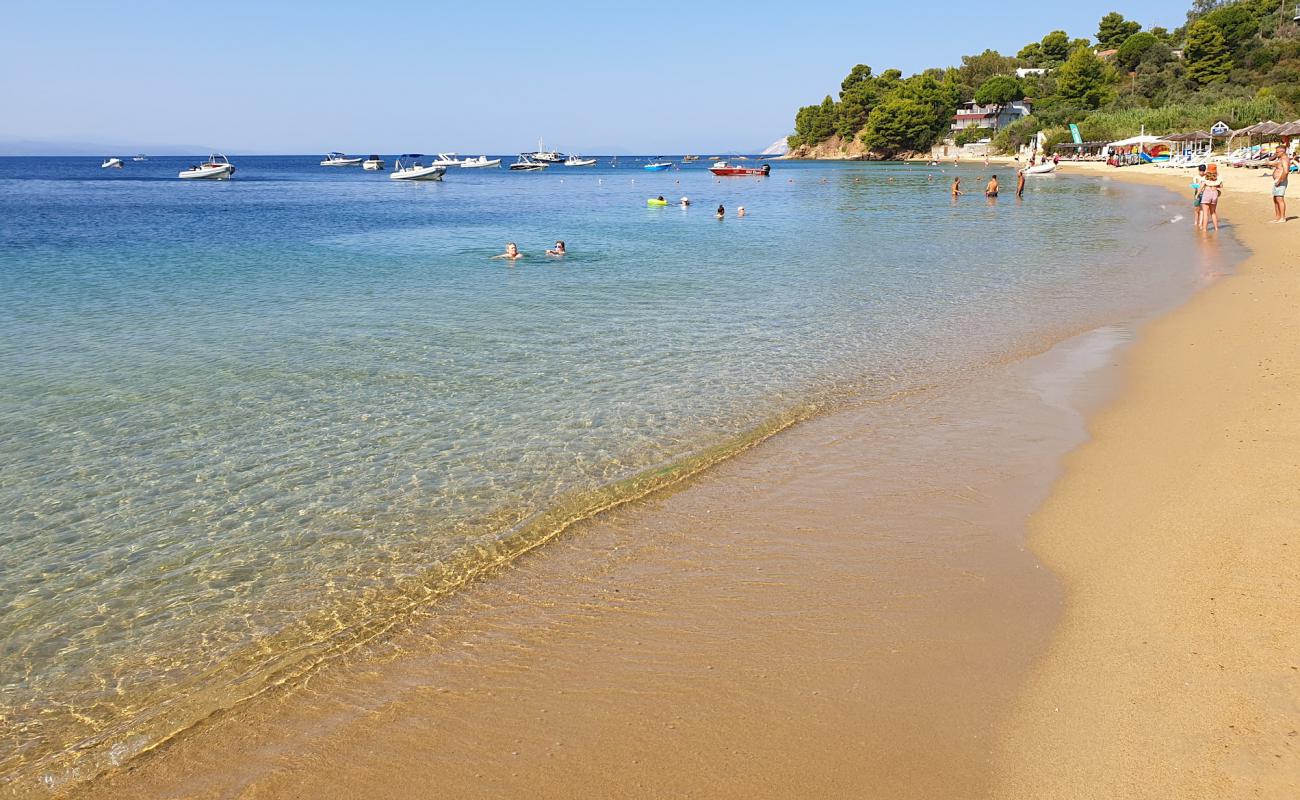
563 155 597 167
708 161 770 176
461 155 502 168
100 157 124 169
362 155 386 171
320 152 364 166
509 154 549 171
643 158 673 171
389 155 447 181
178 155 235 180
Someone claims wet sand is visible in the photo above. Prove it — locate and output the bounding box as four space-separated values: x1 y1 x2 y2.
73 322 1138 798
993 162 1300 797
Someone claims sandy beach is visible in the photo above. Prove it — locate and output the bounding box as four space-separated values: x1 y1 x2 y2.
48 164 1296 799
993 161 1300 797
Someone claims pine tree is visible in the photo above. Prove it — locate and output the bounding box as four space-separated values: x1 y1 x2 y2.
1183 20 1232 85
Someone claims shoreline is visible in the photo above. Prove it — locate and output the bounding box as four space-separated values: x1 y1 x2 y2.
57 176 1235 799
993 162 1300 796
18 167 1277 798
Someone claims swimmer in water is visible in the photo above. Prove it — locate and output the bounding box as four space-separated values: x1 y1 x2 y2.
680 197 690 207
491 242 523 260
546 240 566 257
738 206 746 217
716 204 725 219
657 195 665 202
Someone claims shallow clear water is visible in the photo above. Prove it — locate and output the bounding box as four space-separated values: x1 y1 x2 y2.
0 155 1224 790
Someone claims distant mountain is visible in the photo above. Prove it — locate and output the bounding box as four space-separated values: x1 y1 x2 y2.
0 138 216 156
760 137 790 156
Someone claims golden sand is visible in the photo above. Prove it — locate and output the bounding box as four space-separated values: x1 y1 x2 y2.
993 161 1300 798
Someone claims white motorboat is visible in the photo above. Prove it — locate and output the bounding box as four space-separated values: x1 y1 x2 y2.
509 154 549 171
362 155 386 171
563 155 597 167
1022 162 1057 175
389 155 447 181
430 153 466 167
132 154 147 162
178 154 235 180
101 157 124 169
461 155 502 168
321 151 364 166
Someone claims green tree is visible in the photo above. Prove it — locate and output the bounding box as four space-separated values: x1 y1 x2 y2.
1040 31 1072 65
1201 4 1259 51
836 84 879 138
1097 12 1142 49
974 75 1026 106
861 98 940 156
1116 31 1160 71
791 95 839 148
1055 46 1115 108
1017 42 1043 65
958 49 1020 96
1184 20 1233 84
840 64 874 97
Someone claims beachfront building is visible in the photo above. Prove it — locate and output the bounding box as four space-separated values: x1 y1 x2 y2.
950 100 1033 134
1015 67 1048 79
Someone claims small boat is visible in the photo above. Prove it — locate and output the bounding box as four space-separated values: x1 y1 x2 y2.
389 155 447 181
132 154 148 162
682 155 700 162
362 155 386 171
430 153 465 168
707 156 721 161
643 159 673 171
563 155 597 167
320 152 364 166
101 157 124 169
509 154 549 171
1022 162 1056 175
708 161 770 176
178 154 235 180
461 155 502 168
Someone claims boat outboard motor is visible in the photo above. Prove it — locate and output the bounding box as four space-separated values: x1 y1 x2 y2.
761 163 771 175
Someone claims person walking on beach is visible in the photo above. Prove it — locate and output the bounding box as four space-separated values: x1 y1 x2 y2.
985 175 999 198
1016 170 1026 199
1198 165 1223 233
1269 145 1290 223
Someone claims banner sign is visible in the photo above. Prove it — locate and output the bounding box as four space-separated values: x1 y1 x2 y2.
1069 123 1083 144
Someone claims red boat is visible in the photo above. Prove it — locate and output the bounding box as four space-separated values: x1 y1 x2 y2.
709 161 771 176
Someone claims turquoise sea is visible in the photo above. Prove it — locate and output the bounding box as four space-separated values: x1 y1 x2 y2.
0 155 1228 792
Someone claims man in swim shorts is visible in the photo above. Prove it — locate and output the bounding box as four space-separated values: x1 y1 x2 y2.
985 175 999 198
1270 146 1290 223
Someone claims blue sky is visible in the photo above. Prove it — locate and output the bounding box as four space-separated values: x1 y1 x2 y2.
1 0 1193 154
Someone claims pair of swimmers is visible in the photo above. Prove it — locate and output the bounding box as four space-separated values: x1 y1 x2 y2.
714 205 745 218
949 176 1001 198
492 241 566 260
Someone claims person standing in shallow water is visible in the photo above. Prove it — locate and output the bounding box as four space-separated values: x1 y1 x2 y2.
1016 170 1025 199
951 177 962 197
985 175 999 198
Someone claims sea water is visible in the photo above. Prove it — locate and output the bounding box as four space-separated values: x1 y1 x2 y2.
0 156 1227 792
